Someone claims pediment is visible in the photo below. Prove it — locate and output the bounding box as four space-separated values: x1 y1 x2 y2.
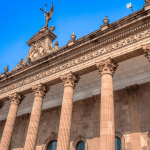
14 27 58 71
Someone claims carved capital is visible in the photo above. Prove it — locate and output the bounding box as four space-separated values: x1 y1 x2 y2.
126 84 138 94
96 57 118 76
142 44 150 62
32 83 46 97
9 92 22 105
60 72 79 88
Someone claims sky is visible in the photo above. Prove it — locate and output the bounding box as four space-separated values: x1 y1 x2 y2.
0 0 145 74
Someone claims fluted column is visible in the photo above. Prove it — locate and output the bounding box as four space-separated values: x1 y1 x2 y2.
57 72 79 150
0 92 22 150
96 58 118 150
24 83 46 150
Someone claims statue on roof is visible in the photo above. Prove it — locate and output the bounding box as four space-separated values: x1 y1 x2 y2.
40 3 54 28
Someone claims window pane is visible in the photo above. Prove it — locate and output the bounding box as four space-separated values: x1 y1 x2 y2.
115 137 122 150
77 141 85 150
47 141 57 150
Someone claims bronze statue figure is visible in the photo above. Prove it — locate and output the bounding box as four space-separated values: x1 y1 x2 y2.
40 3 54 28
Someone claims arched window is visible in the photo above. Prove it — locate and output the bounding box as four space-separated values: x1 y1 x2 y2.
115 137 122 150
76 141 85 150
47 141 57 150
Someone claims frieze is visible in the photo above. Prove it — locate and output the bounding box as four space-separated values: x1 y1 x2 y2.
0 28 150 95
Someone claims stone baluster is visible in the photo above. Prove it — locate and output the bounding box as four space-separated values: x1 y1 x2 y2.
57 72 79 150
96 58 118 150
24 83 46 150
0 92 22 150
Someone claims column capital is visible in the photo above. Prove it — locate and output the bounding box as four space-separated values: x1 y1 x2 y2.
9 92 22 105
32 83 46 97
60 72 79 88
96 57 118 76
142 44 150 62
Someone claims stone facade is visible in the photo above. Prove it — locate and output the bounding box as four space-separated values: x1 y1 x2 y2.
0 82 150 149
1 1 150 150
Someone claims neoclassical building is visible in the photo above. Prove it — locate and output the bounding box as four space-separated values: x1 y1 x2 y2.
1 1 150 150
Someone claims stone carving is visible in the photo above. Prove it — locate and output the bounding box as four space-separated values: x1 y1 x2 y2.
14 59 24 70
0 101 4 109
1 65 9 78
22 113 29 120
32 83 46 97
96 57 118 76
142 43 150 62
126 84 138 94
60 72 79 88
1 27 150 95
40 3 54 28
9 92 22 105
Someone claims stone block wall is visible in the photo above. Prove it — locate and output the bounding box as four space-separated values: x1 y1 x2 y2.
1 82 150 150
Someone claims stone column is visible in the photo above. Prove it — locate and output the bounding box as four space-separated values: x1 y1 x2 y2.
57 72 79 150
96 58 118 150
0 92 22 150
24 83 46 150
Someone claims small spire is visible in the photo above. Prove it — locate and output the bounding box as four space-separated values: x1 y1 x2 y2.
71 32 76 41
103 16 109 25
100 16 109 31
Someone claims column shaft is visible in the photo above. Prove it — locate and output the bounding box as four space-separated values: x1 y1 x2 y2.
24 83 46 150
100 73 115 150
57 72 78 150
24 96 43 150
57 86 74 150
96 58 118 150
0 92 22 150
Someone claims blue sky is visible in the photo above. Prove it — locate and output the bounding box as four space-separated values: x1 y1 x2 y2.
0 0 144 73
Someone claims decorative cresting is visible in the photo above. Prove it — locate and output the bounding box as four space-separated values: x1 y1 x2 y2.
96 57 118 76
24 83 46 150
32 82 46 97
57 72 80 150
142 44 150 62
0 92 22 150
9 92 22 105
60 71 78 88
96 58 118 150
42 132 58 150
72 135 88 150
126 84 138 94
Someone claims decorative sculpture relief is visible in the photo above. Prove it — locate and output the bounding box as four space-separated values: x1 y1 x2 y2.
96 57 118 76
126 84 138 94
32 83 46 97
1 27 150 95
9 92 22 105
60 72 79 88
142 44 150 62
0 101 4 109
1 65 8 78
